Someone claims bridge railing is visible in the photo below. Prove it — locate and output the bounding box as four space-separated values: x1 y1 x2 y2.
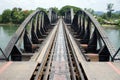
71 10 116 61
0 9 57 61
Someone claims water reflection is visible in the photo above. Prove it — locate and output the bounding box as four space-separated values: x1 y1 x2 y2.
0 25 18 50
104 27 120 49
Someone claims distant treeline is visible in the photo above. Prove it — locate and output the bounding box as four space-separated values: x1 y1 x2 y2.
0 8 33 24
1 5 119 26
97 13 120 26
0 5 80 24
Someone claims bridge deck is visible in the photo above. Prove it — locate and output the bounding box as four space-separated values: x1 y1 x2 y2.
0 62 37 80
0 62 120 80
0 19 120 80
81 62 120 80
64 22 120 80
49 19 70 80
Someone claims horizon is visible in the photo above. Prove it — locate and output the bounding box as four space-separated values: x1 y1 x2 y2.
0 0 120 14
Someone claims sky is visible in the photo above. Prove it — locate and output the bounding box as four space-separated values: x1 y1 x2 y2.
0 0 120 14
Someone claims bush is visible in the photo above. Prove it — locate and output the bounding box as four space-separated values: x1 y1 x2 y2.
97 17 104 24
1 8 33 24
59 5 80 16
2 9 12 23
0 15 2 23
117 20 120 26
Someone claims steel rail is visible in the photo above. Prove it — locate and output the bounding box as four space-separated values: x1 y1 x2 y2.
32 19 87 80
42 25 58 80
63 22 77 80
63 21 86 80
34 20 60 80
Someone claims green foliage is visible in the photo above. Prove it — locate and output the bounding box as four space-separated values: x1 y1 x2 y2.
107 3 114 18
107 3 114 11
118 20 120 26
0 15 2 23
0 5 81 24
111 13 120 19
59 5 80 16
1 5 118 26
97 12 120 26
50 7 59 14
97 3 114 21
2 9 12 23
1 7 32 24
22 10 33 20
116 20 120 26
100 13 108 20
11 7 24 24
36 7 47 13
97 17 105 24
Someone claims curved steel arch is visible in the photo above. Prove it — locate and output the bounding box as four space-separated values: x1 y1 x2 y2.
1 9 57 61
71 9 116 61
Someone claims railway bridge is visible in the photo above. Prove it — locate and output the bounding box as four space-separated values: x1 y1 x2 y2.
0 8 120 80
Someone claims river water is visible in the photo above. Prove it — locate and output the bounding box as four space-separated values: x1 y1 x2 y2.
0 25 120 53
0 25 18 50
104 27 120 49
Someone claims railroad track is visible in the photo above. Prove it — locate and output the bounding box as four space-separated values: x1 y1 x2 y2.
31 19 87 80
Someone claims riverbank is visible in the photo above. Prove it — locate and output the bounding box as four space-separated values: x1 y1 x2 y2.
102 24 120 29
0 23 19 27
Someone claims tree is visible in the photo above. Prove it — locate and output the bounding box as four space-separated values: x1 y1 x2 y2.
0 15 2 23
50 7 59 14
11 7 24 24
107 3 114 18
59 5 80 16
97 17 105 24
1 7 33 24
36 7 47 13
22 10 33 20
2 9 12 23
101 13 107 19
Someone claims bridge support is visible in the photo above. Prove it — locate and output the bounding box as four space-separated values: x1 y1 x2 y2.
99 46 110 61
37 15 46 38
11 45 22 61
24 30 39 53
31 20 39 44
81 18 91 44
72 13 79 32
70 8 74 24
48 8 52 24
86 29 97 53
